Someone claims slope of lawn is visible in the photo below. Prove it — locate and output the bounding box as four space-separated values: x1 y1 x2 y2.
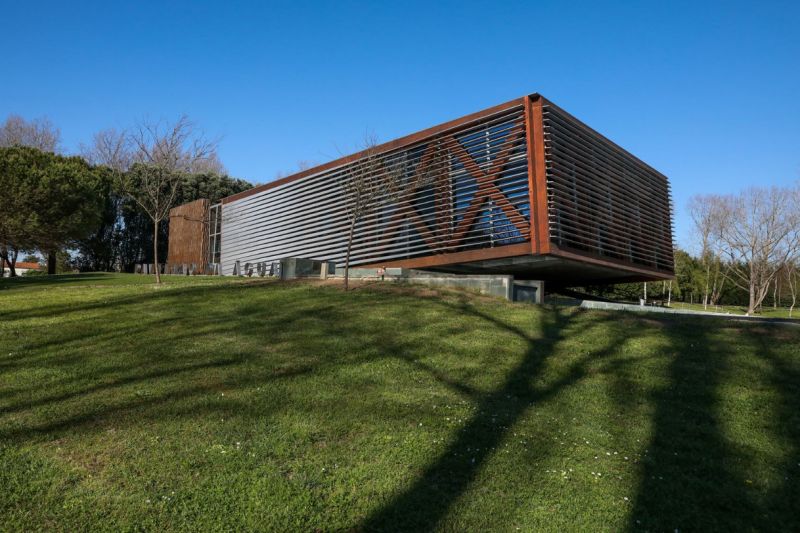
0 273 798 531
669 300 799 319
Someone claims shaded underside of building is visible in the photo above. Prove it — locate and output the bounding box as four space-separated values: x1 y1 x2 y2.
168 94 675 285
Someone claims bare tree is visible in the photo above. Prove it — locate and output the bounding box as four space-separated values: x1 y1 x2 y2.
189 152 226 175
80 128 133 172
786 261 799 318
119 115 219 283
339 134 407 290
689 195 730 309
0 115 61 152
700 186 800 315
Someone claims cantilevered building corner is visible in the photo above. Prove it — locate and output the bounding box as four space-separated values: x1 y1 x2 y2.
173 94 674 285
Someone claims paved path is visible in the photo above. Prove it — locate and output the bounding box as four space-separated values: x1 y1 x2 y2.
560 299 800 327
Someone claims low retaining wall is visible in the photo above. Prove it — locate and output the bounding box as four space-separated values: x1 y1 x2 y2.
574 299 799 326
399 270 514 300
276 258 545 303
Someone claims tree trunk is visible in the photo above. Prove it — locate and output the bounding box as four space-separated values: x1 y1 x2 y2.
47 251 57 275
153 219 162 284
9 249 17 277
1 247 18 277
667 280 672 307
747 280 756 316
773 278 778 309
343 219 355 291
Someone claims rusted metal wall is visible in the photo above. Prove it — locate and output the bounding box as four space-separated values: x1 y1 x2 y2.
219 103 531 275
167 198 209 270
208 94 674 282
540 99 674 274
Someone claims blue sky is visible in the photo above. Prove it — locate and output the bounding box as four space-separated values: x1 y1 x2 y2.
1 1 798 248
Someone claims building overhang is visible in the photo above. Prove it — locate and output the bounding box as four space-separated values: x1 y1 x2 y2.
362 242 672 286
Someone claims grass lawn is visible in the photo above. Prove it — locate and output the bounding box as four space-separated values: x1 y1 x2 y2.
1 273 799 531
669 300 799 319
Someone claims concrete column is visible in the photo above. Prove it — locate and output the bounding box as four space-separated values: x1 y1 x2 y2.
512 280 545 304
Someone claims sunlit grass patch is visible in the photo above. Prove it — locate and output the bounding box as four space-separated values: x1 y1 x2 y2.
1 273 798 531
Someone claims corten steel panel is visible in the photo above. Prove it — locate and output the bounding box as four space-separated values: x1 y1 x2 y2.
219 104 532 275
539 97 674 274
212 94 674 281
167 199 210 269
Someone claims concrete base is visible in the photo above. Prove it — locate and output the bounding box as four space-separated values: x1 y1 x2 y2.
280 258 336 280
513 280 545 304
399 269 513 300
276 258 547 303
333 266 404 279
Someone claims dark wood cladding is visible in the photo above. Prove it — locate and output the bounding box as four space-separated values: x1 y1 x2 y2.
167 199 210 269
540 98 674 274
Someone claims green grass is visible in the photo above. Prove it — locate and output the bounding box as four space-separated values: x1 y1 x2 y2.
1 273 798 531
669 300 799 319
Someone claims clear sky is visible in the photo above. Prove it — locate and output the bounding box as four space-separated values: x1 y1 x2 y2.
2 0 798 248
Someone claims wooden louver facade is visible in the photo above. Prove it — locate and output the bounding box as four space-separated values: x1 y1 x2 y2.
204 94 673 283
166 198 210 271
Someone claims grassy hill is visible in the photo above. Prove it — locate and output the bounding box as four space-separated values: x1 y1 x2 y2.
1 273 798 531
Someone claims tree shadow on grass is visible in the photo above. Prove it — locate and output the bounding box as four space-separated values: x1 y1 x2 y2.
751 328 800 528
0 281 316 443
624 317 800 531
0 273 113 292
358 301 635 531
13 279 796 530
0 281 452 445
3 278 636 530
0 278 270 323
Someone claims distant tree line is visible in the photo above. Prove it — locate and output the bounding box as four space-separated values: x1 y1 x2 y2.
583 184 800 316
0 114 251 277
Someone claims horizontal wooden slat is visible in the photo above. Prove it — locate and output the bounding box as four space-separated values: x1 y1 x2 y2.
219 107 531 274
542 102 674 273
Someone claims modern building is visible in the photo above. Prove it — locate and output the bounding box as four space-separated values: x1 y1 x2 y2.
167 94 674 285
